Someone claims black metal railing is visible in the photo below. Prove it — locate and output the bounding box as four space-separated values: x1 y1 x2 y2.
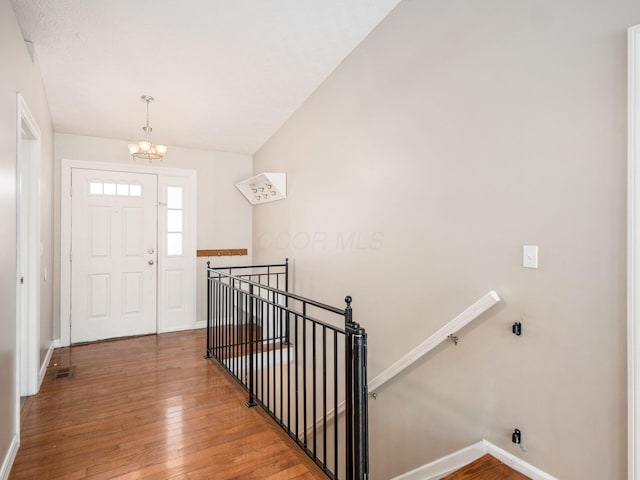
205 260 368 480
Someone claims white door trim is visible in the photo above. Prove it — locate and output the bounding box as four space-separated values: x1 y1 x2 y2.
629 23 640 480
16 92 41 405
60 159 197 346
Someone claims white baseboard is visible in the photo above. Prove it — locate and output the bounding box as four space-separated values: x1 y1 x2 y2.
391 439 557 480
38 340 56 390
52 339 61 348
158 322 206 334
0 434 19 480
391 441 486 480
482 440 557 480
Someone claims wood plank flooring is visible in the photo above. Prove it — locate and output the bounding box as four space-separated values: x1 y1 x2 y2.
442 454 530 480
10 329 326 480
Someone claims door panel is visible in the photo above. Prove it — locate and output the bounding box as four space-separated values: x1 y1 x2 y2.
71 168 157 343
123 208 143 255
89 206 110 257
165 269 184 310
88 274 110 318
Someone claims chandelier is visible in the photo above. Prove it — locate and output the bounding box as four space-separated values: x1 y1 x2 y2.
128 95 168 162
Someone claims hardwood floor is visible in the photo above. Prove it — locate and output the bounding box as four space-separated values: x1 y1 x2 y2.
10 329 326 480
442 454 530 480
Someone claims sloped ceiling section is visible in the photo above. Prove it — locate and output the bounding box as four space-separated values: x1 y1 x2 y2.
10 0 400 154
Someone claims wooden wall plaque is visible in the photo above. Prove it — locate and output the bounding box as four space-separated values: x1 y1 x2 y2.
196 249 248 257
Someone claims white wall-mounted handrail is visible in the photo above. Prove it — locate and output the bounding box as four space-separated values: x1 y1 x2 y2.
369 290 501 394
303 290 501 438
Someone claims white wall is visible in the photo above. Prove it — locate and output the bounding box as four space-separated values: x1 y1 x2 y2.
53 133 253 338
0 0 54 474
253 0 640 478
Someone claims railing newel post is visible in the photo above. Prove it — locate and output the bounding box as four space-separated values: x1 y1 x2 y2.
285 258 289 292
345 295 369 480
204 261 213 359
285 258 290 344
345 295 354 480
353 325 368 480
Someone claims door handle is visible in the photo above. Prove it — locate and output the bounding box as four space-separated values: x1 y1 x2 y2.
148 248 155 254
148 260 154 265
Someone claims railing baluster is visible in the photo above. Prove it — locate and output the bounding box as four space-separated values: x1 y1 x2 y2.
217 276 222 359
303 303 308 447
260 295 265 404
287 304 291 434
323 325 327 466
295 313 299 440
265 297 269 410
215 280 219 359
334 331 339 477
313 322 317 457
272 296 277 416
238 290 243 383
221 282 226 363
246 283 256 407
278 298 288 423
225 282 230 367
232 287 236 372
244 291 249 387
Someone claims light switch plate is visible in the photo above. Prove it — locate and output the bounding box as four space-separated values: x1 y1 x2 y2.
523 245 538 268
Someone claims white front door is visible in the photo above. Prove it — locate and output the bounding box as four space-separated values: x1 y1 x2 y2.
71 168 158 343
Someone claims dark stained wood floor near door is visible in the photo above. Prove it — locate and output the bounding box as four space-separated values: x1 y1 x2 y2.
10 329 326 480
442 454 530 480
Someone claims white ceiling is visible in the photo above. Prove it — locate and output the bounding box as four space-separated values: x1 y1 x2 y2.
10 0 400 154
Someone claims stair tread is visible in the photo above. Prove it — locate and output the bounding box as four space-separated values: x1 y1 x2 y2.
441 454 530 480
212 324 291 359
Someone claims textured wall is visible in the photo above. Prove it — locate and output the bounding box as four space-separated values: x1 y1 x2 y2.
0 0 54 471
253 0 640 478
